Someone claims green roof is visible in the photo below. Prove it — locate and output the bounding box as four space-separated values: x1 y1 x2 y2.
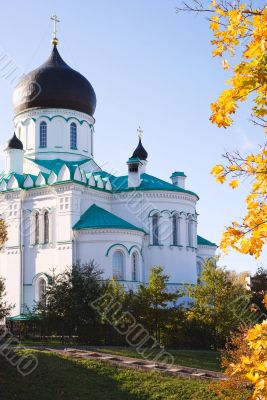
105 173 198 198
0 160 198 199
197 235 217 247
30 158 89 176
171 171 187 178
25 173 39 182
127 157 142 164
73 204 145 233
0 172 29 189
7 314 34 322
37 172 50 183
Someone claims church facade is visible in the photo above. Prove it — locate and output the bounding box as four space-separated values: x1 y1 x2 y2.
0 35 216 318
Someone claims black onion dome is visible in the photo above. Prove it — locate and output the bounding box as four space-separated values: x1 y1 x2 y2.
132 138 148 160
13 45 96 116
7 133 23 150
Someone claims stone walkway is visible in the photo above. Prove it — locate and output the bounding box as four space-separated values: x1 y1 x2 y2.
45 348 225 381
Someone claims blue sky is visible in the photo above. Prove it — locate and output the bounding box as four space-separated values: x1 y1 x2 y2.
0 0 265 274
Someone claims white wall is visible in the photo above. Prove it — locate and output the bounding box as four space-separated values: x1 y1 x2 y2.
14 108 95 161
76 229 144 281
111 190 199 284
0 179 216 316
4 149 24 175
0 195 22 315
197 245 217 262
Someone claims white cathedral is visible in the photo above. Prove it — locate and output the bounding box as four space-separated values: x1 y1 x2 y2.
0 27 216 319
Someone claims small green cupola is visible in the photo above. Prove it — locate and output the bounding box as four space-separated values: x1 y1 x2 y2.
170 171 187 189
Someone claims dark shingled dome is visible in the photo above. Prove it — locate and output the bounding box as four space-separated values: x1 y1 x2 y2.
132 138 148 160
13 45 96 117
7 133 23 150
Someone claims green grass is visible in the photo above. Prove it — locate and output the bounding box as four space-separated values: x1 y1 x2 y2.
16 337 221 371
18 338 66 346
15 340 221 371
0 349 249 400
17 339 221 372
92 347 222 372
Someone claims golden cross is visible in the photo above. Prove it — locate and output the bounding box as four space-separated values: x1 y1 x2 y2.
50 15 60 44
137 126 143 139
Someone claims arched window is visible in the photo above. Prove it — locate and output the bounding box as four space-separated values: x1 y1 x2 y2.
112 251 124 280
70 122 77 149
152 214 159 245
38 278 46 306
39 121 47 148
172 215 179 246
44 211 49 244
187 218 193 247
132 252 138 281
35 213 40 244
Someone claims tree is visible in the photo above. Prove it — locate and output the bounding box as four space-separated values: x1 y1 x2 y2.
0 218 7 248
228 270 250 289
135 266 178 343
184 259 252 349
95 280 138 345
36 262 104 342
177 1 267 258
250 266 267 317
0 277 13 319
221 295 267 400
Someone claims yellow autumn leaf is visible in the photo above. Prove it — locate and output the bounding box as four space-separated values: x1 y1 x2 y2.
211 164 225 179
203 2 267 394
229 179 239 189
228 165 238 171
222 59 230 70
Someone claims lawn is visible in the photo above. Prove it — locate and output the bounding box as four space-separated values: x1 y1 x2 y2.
92 347 221 372
17 339 221 372
0 350 250 400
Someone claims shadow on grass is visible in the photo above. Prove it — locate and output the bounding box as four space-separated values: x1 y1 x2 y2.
0 350 249 400
0 350 138 400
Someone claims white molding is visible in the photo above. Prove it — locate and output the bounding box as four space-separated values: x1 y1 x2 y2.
76 228 144 237
14 108 95 125
113 191 197 203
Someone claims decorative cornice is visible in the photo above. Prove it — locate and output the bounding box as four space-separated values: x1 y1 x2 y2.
24 187 56 198
58 244 72 250
112 191 197 203
76 228 144 237
148 209 197 220
14 108 95 126
2 192 23 201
